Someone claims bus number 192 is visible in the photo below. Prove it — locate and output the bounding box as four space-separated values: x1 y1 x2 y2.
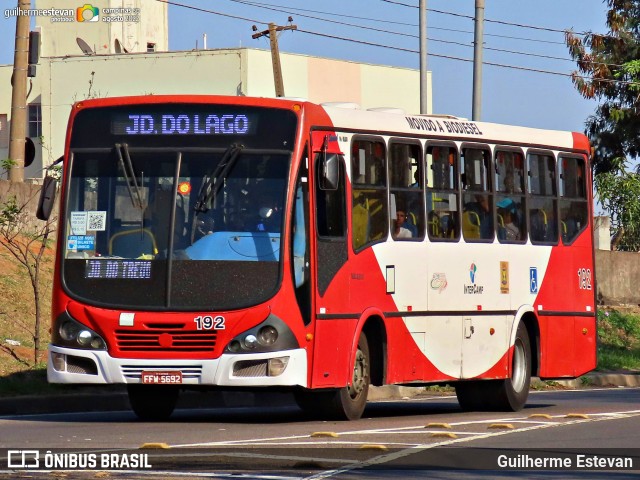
193 315 225 330
577 268 592 290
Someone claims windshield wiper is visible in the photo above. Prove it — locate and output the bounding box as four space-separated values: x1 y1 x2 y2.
115 143 146 210
194 143 244 213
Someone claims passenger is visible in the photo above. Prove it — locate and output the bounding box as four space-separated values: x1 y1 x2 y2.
497 198 520 241
468 194 492 239
393 210 413 239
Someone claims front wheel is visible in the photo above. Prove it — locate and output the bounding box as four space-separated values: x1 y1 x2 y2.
127 384 179 421
455 322 531 411
295 332 370 421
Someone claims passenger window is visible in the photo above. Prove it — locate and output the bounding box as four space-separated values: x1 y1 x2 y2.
425 145 459 241
461 147 493 242
495 150 525 243
351 139 388 251
527 152 557 244
389 142 424 240
559 156 588 244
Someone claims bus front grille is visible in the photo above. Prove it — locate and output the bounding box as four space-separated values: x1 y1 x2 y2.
114 329 217 352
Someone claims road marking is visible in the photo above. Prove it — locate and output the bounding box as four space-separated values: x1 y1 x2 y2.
430 432 457 439
303 410 640 479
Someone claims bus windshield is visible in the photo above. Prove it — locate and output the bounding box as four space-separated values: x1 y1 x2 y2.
62 104 297 311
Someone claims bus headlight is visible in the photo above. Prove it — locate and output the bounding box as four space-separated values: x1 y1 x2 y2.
54 315 106 350
60 320 80 342
243 334 258 349
224 314 298 354
258 325 278 345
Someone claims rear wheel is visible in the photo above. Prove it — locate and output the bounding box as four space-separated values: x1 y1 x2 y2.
455 322 531 411
294 332 370 420
493 322 531 411
127 384 179 421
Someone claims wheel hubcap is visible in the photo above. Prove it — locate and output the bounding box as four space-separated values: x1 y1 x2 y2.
348 349 368 399
512 338 527 392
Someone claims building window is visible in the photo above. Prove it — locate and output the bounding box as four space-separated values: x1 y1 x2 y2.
147 43 156 52
28 104 42 138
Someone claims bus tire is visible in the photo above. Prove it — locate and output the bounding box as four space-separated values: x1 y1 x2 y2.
454 381 488 411
127 384 179 421
455 322 531 412
492 321 531 411
324 332 370 420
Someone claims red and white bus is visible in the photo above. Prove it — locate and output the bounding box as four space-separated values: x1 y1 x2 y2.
40 95 596 420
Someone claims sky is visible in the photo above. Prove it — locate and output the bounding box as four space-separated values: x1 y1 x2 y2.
0 0 610 133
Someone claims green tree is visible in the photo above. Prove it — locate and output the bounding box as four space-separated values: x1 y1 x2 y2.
566 0 640 175
0 192 56 364
594 157 640 250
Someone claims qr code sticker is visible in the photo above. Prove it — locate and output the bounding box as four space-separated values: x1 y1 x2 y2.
87 211 107 231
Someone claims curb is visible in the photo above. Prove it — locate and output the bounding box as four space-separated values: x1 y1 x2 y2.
1 373 638 416
553 372 640 389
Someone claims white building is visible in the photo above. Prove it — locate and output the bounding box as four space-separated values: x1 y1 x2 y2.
35 0 169 56
0 1 429 180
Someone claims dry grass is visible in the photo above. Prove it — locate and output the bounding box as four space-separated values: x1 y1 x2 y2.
0 241 54 374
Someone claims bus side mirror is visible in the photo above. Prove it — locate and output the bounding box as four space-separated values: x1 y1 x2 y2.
319 153 340 191
36 175 57 220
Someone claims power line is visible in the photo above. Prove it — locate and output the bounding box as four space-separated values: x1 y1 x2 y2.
226 0 417 27
224 0 568 45
157 0 634 87
221 0 619 67
155 0 268 25
378 0 592 35
296 28 638 87
380 0 473 19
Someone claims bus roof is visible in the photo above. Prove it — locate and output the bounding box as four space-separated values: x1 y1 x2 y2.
69 94 590 154
318 102 589 154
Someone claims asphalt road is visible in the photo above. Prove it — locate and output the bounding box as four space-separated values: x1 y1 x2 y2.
0 386 639 479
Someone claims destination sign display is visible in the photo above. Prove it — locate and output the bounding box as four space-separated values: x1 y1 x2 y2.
85 259 152 279
111 112 256 136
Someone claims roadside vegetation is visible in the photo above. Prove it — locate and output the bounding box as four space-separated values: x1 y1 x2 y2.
597 308 640 371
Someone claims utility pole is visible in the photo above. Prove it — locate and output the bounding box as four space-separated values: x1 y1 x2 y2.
419 0 428 114
472 0 485 121
252 20 297 97
8 0 30 183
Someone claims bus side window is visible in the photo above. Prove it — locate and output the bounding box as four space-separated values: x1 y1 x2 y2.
389 141 424 240
527 152 558 244
461 147 493 242
495 150 526 243
351 138 388 250
426 144 459 241
559 156 588 244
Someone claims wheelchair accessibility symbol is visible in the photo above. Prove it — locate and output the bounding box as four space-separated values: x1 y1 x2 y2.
530 267 538 294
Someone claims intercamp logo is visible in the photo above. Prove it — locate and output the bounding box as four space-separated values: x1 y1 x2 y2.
7 450 39 469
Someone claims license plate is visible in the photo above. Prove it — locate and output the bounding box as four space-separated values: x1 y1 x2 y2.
140 371 183 384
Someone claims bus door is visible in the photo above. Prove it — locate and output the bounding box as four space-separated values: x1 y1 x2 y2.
310 132 351 387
